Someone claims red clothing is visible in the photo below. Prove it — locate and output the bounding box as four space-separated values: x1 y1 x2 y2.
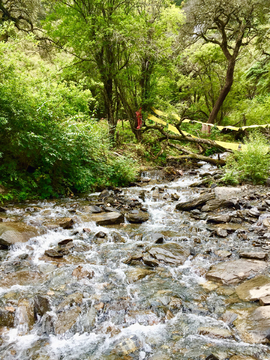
136 108 142 129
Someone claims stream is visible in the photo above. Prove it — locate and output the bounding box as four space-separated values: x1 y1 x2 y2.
0 162 270 360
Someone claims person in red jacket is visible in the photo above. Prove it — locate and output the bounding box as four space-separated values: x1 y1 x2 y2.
136 107 142 129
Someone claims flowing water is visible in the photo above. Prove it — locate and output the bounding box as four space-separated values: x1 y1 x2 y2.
0 163 269 360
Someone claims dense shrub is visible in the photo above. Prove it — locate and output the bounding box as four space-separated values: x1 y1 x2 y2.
0 39 137 201
222 132 270 185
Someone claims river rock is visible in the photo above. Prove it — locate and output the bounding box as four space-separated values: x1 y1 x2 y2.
230 357 257 360
0 307 15 327
44 247 69 258
175 192 215 211
206 259 267 285
90 212 124 226
59 218 74 229
201 198 238 212
72 266 94 280
87 205 103 213
126 268 154 282
215 228 228 238
142 255 159 267
152 233 164 244
55 306 81 334
198 326 233 339
207 214 231 224
214 187 242 200
34 295 51 318
236 275 270 301
125 210 149 223
0 270 43 287
148 243 190 266
239 251 268 261
112 335 142 356
57 292 83 311
0 222 39 248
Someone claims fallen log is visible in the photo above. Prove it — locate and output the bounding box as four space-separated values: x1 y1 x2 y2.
167 154 226 166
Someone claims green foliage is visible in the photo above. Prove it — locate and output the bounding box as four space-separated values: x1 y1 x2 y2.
0 39 138 200
222 132 270 185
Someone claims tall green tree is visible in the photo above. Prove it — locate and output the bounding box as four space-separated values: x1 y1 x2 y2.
182 0 270 124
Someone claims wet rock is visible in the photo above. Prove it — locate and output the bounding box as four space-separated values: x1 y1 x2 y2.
236 275 270 301
0 207 7 212
198 326 233 339
239 251 268 261
57 292 83 310
87 205 103 213
215 228 228 238
44 247 68 258
220 310 238 325
112 335 142 356
206 355 219 360
42 313 56 335
0 222 39 248
207 214 231 224
201 198 238 212
59 218 74 229
80 306 97 332
72 266 94 280
90 212 124 226
94 231 107 239
259 295 270 306
16 299 35 333
110 231 125 243
248 207 261 218
214 186 242 200
215 250 231 258
206 259 267 285
176 192 215 211
250 306 270 343
125 210 149 223
152 233 164 244
58 238 73 246
148 243 190 266
0 307 15 327
55 306 81 334
200 281 218 292
0 270 43 287
142 255 159 267
229 356 257 360
34 295 51 319
126 268 154 282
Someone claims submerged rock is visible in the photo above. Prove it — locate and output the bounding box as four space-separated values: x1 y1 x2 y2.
0 270 43 287
34 295 51 319
206 259 267 285
126 268 154 282
55 306 81 334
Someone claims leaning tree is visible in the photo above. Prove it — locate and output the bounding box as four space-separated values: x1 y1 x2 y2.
182 0 270 124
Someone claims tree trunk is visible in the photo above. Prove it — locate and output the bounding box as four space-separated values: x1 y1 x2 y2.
103 78 116 144
207 58 236 124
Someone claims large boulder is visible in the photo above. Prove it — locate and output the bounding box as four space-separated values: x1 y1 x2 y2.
214 186 242 200
176 192 215 211
90 212 124 226
0 222 39 248
236 275 270 301
206 259 267 285
125 210 149 223
201 198 238 212
148 243 190 266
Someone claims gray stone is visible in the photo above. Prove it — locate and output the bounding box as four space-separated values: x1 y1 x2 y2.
0 222 39 247
90 212 124 226
239 251 268 261
207 214 231 224
152 233 164 244
201 198 238 212
88 205 102 213
176 192 215 211
148 243 189 266
206 259 267 285
216 228 228 238
214 187 242 200
59 218 74 229
142 255 159 267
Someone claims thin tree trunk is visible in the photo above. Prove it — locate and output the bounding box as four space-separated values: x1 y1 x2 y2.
208 58 235 124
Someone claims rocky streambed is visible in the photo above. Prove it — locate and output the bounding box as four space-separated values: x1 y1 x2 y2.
0 164 270 359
